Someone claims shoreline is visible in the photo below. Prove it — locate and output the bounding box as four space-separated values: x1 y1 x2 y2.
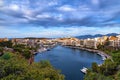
33 44 57 55
34 45 111 61
33 48 50 55
63 45 111 60
63 45 112 74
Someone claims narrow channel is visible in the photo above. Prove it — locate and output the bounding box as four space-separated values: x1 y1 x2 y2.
34 45 103 80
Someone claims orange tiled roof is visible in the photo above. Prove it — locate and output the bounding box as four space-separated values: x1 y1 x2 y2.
109 36 118 41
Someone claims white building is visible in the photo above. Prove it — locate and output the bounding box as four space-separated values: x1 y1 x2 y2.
83 38 98 49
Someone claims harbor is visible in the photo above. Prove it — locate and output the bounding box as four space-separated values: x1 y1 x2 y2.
34 46 103 80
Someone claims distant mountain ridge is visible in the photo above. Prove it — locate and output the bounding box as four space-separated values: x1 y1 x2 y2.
76 33 119 39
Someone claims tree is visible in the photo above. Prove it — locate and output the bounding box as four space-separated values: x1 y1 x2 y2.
115 71 120 80
22 49 32 59
0 47 4 55
84 72 113 80
0 41 12 48
98 59 117 76
112 52 120 65
1 52 13 60
0 52 65 80
92 62 99 73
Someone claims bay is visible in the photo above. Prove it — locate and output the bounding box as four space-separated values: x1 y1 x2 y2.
34 46 103 80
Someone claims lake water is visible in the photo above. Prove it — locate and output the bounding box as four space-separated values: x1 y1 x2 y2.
34 46 103 80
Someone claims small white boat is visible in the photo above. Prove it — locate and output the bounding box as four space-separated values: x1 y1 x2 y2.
38 47 47 53
43 48 47 51
80 67 88 74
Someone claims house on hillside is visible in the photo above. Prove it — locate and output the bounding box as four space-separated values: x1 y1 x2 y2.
109 36 118 47
117 35 120 47
97 36 108 45
0 38 9 42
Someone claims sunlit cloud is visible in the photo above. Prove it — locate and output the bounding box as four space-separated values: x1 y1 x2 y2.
57 5 76 12
0 0 120 38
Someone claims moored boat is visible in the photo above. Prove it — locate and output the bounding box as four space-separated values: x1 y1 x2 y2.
80 67 88 74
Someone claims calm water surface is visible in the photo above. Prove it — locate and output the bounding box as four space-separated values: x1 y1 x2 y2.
34 46 103 80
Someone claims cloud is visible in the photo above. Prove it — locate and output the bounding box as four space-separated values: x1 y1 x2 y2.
91 0 100 5
36 13 51 19
0 26 119 38
48 0 58 6
57 5 76 12
0 0 120 38
9 4 20 11
0 0 120 27
0 0 3 6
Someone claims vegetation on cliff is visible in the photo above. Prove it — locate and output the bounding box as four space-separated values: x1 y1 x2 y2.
84 47 120 80
0 52 64 80
0 41 64 80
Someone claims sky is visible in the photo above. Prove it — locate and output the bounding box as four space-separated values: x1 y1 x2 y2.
0 0 120 38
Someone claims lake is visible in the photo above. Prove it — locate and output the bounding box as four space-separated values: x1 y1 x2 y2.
34 46 103 80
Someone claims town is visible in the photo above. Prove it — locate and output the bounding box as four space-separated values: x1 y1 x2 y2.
56 35 120 50
0 34 119 61
0 34 120 54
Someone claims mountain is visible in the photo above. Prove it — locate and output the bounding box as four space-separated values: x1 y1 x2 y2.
106 33 119 36
76 33 119 39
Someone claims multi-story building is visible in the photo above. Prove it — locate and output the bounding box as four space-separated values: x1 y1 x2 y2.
109 36 118 47
83 38 98 49
97 36 108 45
0 38 9 42
79 39 84 47
117 35 120 47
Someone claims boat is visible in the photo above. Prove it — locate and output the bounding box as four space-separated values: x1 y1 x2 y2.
47 49 51 51
43 48 47 51
80 67 88 74
33 52 37 55
38 47 47 53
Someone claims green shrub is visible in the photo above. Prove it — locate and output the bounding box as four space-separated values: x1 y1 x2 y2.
1 52 13 60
